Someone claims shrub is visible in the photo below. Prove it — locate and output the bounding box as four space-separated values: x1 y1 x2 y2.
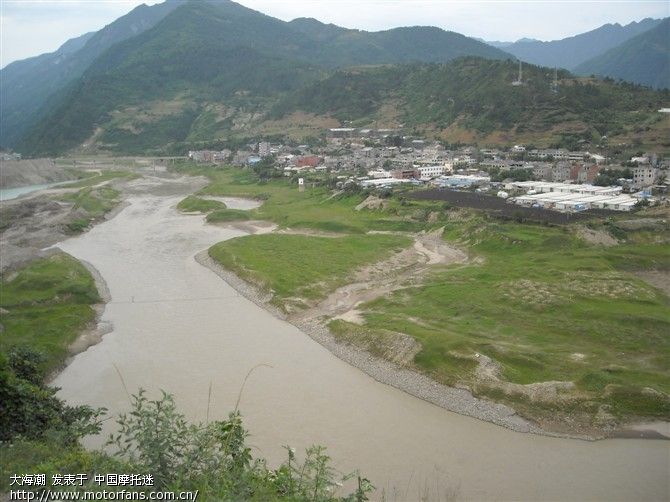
107 390 374 501
0 347 104 442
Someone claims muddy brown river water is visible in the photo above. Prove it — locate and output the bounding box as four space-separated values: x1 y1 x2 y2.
53 179 669 501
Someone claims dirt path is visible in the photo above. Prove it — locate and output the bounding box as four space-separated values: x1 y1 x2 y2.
291 227 468 325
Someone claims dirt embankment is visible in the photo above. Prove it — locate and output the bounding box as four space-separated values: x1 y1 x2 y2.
292 228 468 325
0 159 75 188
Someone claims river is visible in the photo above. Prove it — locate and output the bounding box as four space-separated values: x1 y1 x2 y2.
53 178 669 501
0 181 69 201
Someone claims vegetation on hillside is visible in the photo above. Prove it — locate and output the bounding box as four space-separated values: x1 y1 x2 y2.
273 58 669 142
15 0 668 155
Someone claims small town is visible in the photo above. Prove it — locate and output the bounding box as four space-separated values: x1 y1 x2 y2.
187 125 669 213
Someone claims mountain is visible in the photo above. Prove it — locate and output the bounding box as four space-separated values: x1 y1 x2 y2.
16 0 512 155
574 19 670 89
483 38 539 48
271 58 668 147
11 0 668 156
501 18 664 70
0 0 180 148
284 18 512 67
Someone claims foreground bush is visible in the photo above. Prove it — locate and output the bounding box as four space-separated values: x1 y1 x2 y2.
1 362 374 501
108 390 374 501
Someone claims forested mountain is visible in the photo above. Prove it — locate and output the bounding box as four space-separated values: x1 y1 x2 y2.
15 0 510 155
0 0 181 147
500 18 664 70
575 18 670 89
8 0 669 156
272 58 668 145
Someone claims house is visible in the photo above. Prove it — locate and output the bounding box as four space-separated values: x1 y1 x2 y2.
570 163 601 183
258 142 271 157
551 162 572 182
294 155 322 168
631 166 658 188
392 169 419 179
532 163 553 181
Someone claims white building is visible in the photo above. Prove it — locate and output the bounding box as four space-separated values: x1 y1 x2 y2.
417 165 446 179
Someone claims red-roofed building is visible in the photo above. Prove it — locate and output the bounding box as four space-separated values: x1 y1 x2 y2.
293 155 322 168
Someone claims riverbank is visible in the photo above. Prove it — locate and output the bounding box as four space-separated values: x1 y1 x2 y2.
198 244 670 441
0 159 72 189
46 188 669 500
196 249 564 438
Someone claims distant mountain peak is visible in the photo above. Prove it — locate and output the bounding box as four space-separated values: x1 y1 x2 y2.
502 17 665 70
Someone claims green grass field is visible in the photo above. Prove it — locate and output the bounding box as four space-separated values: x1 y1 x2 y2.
206 208 251 222
334 217 670 421
177 195 225 213
57 185 123 233
0 253 100 374
210 233 412 305
179 163 670 425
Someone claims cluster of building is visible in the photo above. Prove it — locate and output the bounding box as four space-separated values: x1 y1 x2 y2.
508 181 641 212
185 127 667 212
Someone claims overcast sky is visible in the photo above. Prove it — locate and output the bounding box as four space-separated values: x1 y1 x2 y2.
1 0 668 68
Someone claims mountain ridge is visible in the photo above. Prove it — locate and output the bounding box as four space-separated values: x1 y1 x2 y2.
574 18 670 89
500 18 665 71
6 0 669 156
0 0 181 148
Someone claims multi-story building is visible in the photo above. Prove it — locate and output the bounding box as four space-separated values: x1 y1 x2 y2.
631 166 658 188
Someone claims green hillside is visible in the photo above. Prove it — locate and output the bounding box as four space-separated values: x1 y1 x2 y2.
575 19 670 89
272 58 669 145
0 0 180 148
15 0 511 155
14 1 670 155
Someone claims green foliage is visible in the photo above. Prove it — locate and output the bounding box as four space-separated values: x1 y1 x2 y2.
593 167 632 186
177 195 226 213
108 390 252 489
0 253 100 373
274 58 668 139
0 347 104 442
106 390 374 501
